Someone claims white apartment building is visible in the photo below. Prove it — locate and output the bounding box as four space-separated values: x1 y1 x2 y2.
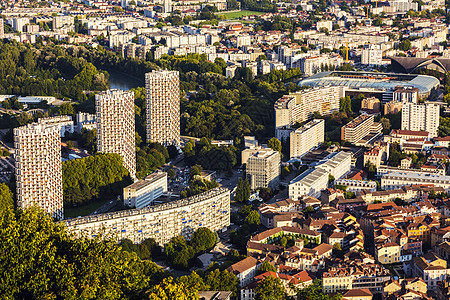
361 44 382 65
64 187 230 245
289 168 329 199
52 15 74 30
401 102 440 137
381 172 450 191
300 54 343 76
123 172 168 208
96 89 136 179
341 114 376 144
393 87 419 103
12 17 29 32
247 148 281 190
274 86 343 129
145 70 180 146
316 151 352 180
38 115 74 137
76 112 96 133
227 257 260 287
290 119 325 159
14 122 63 220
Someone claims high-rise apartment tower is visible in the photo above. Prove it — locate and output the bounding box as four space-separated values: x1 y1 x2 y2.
145 70 180 146
14 122 63 220
96 89 136 179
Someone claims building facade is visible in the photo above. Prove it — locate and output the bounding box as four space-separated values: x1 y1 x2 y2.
247 148 281 190
145 70 180 146
401 102 440 138
341 114 376 144
274 87 343 130
123 172 168 208
96 89 136 179
290 119 325 159
38 115 74 138
64 188 230 245
14 122 63 220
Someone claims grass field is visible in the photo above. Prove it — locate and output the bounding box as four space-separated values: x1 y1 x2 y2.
64 198 110 219
219 10 264 20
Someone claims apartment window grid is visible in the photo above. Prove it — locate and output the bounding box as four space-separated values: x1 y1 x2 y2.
145 70 180 146
96 89 136 179
14 123 63 220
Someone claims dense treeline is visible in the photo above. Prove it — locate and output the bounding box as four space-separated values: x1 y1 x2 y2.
62 153 132 207
0 185 229 299
183 138 238 174
0 40 108 102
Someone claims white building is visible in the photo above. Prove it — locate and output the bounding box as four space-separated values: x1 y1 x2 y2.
290 119 325 159
123 172 168 208
64 188 230 245
76 112 96 133
381 172 450 191
247 148 281 190
227 257 260 287
334 179 377 193
274 86 343 129
289 168 329 199
14 122 63 220
361 44 382 65
401 102 440 137
300 54 343 76
316 151 352 180
96 89 136 179
38 115 74 137
145 70 180 146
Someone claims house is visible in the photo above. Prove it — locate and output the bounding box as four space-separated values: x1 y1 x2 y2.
342 289 373 300
226 256 260 287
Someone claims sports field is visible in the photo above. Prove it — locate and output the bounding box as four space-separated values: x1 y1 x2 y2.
219 10 264 20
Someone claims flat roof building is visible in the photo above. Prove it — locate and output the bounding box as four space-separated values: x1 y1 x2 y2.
64 187 230 245
14 121 63 220
247 148 281 190
123 172 168 208
290 119 325 160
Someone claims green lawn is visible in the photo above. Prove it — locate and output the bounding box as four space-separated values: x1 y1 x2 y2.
64 198 110 219
219 10 264 20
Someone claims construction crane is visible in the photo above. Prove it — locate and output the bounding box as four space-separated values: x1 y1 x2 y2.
345 40 349 63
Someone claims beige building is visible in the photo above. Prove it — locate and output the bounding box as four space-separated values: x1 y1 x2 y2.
247 148 281 190
381 172 450 192
375 242 400 264
384 101 402 115
14 121 63 220
274 86 343 129
123 172 168 208
341 115 380 144
361 97 381 113
401 102 440 138
393 87 419 103
290 119 325 159
412 252 449 290
145 70 180 146
64 187 230 245
96 89 136 179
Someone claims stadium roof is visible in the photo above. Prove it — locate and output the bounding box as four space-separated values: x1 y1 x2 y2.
299 71 439 95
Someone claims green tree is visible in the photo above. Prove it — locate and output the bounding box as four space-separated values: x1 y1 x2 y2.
280 237 288 247
203 269 238 296
0 183 13 215
147 277 198 300
244 210 261 226
62 153 132 207
297 279 342 300
380 117 391 134
0 207 178 299
235 177 245 203
255 276 285 300
398 39 412 51
258 261 277 274
268 137 282 153
339 96 352 114
191 227 216 252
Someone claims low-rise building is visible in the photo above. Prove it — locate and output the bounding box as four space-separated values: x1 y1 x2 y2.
289 168 329 199
123 172 167 208
227 256 260 287
381 172 450 192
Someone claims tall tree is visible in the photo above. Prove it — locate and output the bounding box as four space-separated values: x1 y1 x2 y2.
268 137 282 153
255 276 285 300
